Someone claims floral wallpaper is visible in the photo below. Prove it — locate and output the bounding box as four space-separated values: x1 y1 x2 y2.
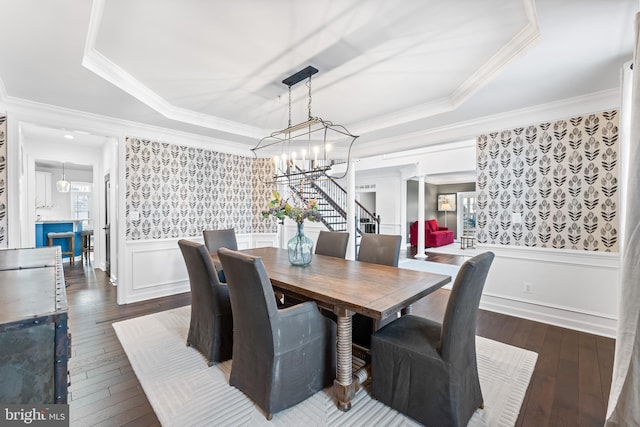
0 115 6 248
476 110 619 252
125 137 276 240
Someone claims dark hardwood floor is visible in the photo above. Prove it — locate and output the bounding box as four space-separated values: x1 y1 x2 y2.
65 252 614 426
66 262 190 427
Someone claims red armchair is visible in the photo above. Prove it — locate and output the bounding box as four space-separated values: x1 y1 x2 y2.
410 219 454 248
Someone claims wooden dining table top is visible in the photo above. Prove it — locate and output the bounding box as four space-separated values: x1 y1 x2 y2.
220 247 451 320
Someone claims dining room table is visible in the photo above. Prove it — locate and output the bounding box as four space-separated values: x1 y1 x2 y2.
211 246 451 411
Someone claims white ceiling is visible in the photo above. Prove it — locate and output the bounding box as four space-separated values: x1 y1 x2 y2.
0 0 635 157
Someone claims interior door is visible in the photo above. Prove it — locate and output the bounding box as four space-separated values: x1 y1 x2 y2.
457 191 476 237
104 173 111 276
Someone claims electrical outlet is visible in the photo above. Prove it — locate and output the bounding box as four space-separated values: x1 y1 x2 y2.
512 212 522 224
523 282 533 293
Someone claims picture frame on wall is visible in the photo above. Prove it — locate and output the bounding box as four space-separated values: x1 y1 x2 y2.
437 193 456 212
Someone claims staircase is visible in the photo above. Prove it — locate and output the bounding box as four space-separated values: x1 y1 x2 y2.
287 173 379 237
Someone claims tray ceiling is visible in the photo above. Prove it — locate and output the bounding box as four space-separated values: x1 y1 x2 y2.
0 0 634 156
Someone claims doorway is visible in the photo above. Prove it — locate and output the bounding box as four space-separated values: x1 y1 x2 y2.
18 121 116 275
457 191 476 237
104 173 111 277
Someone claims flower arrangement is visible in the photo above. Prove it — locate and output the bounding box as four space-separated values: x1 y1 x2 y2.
262 190 322 224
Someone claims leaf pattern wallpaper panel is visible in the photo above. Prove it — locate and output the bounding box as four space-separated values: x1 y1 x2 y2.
476 110 619 252
0 115 6 248
125 137 276 240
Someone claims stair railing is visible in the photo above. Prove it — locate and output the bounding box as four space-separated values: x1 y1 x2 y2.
286 170 379 235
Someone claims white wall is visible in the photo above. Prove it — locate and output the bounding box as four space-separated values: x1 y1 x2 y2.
122 233 278 304
353 169 403 235
478 244 619 337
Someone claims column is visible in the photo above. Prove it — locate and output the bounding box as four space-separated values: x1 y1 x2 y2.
415 175 427 259
346 160 357 260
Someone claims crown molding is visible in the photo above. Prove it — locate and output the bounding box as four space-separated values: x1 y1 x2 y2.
358 87 620 158
83 0 264 140
84 0 543 142
351 0 540 136
1 88 252 157
449 0 540 107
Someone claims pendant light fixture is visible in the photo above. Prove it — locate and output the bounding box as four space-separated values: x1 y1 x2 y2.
56 163 70 192
252 66 358 184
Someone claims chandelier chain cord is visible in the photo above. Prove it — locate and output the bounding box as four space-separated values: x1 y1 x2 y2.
288 85 292 128
307 76 312 120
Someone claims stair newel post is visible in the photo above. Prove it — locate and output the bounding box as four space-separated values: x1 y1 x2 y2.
346 159 357 260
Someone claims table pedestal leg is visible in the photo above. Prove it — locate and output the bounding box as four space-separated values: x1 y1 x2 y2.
334 308 358 411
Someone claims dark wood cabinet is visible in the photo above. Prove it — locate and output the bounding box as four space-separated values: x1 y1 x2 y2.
0 247 69 404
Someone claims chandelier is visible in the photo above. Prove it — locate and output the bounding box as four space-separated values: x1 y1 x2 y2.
252 66 358 183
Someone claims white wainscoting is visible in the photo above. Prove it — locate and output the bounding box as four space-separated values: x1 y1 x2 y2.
477 244 619 338
379 223 401 236
120 233 278 304
120 233 619 337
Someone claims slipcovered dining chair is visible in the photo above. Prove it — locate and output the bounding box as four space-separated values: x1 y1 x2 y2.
353 233 403 347
217 247 336 420
371 251 495 427
178 240 233 366
315 230 349 259
357 233 402 267
203 228 238 282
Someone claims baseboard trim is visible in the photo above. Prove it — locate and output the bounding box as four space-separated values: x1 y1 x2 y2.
480 293 617 338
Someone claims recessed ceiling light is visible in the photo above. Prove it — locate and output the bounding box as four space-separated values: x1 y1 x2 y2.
64 134 74 140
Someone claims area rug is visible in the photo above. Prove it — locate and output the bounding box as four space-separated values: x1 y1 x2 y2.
114 306 537 427
424 242 483 257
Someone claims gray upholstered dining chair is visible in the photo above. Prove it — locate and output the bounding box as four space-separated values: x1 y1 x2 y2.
314 230 349 259
353 233 403 347
217 247 336 420
202 228 238 282
371 251 495 427
203 228 238 252
357 233 402 267
178 239 233 366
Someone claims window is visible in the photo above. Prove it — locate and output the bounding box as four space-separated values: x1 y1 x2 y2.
70 182 92 220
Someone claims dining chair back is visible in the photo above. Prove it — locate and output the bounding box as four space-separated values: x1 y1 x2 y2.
217 247 336 419
353 233 403 347
315 231 349 259
357 233 402 267
203 228 238 282
371 251 495 426
178 239 233 366
203 228 238 252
